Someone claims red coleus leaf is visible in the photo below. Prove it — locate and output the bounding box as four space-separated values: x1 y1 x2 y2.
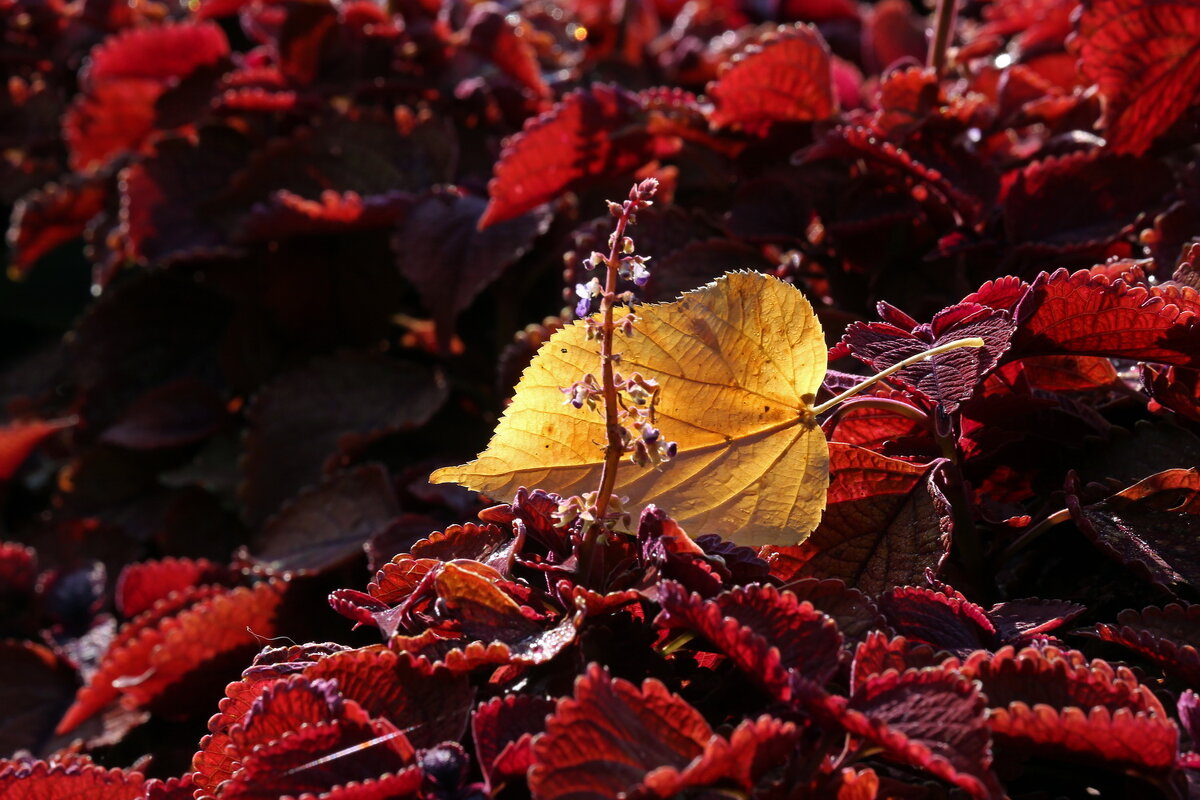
869 66 941 138
235 190 414 243
409 523 520 575
367 556 439 606
64 21 230 169
1092 603 1200 689
833 666 1002 799
953 646 1178 770
464 4 550 98
980 0 1076 56
993 355 1120 393
1011 267 1200 366
780 578 888 649
1074 0 1200 155
850 632 944 694
529 664 800 800
479 487 569 557
1002 151 1174 255
869 66 987 138
271 1 338 86
363 524 519 620
877 585 998 655
250 464 400 574
656 580 843 699
637 507 728 598
432 563 542 641
118 126 252 270
241 353 446 526
823 391 929 452
984 597 1085 644
227 675 350 754
215 680 418 800
192 644 456 794
56 579 288 734
479 84 669 228
861 0 928 74
396 188 552 351
707 23 837 134
114 557 234 618
691 534 770 586
764 445 947 595
193 676 293 793
7 173 109 277
142 774 195 800
840 301 1015 411
99 378 227 450
0 418 73 482
303 647 474 748
0 758 146 800
388 563 581 672
1069 468 1200 594
472 694 557 790
1143 364 1200 422
221 714 417 800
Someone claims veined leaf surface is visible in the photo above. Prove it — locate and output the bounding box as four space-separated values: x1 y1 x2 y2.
432 271 829 546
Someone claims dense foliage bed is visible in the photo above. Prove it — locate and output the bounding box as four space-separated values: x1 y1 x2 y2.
1 0 1200 796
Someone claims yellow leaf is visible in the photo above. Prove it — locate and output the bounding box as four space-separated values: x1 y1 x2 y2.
431 271 829 546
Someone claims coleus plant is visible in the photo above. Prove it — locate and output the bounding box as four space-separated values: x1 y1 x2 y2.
1 0 1200 797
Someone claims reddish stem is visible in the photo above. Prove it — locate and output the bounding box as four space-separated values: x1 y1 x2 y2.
590 213 632 527
927 0 958 76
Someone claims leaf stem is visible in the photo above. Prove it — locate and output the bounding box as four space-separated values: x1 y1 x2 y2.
930 410 992 603
812 337 986 417
927 0 959 76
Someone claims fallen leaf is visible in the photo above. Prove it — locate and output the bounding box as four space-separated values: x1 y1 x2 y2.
432 271 829 546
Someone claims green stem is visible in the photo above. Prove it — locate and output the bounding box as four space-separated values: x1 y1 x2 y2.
812 337 985 417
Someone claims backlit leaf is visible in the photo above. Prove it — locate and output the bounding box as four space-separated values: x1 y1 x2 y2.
0 759 147 800
479 85 664 229
1069 468 1200 594
954 646 1178 771
1013 268 1200 366
529 664 799 800
707 23 837 134
432 271 829 546
836 666 1002 799
0 418 73 482
656 580 843 699
1075 0 1200 155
